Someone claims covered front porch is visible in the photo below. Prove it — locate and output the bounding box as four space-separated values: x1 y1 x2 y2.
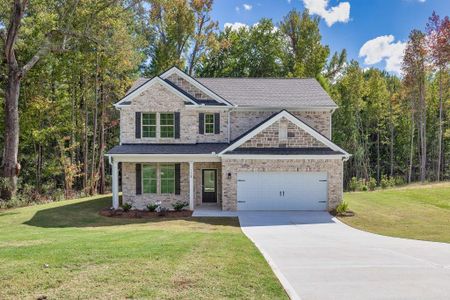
109 154 223 211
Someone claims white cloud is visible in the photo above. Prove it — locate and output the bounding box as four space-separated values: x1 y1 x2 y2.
359 35 406 74
224 22 249 31
303 0 350 27
287 0 292 3
235 6 240 12
243 4 253 11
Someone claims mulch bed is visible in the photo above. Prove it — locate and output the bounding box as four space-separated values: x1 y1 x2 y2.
99 208 193 218
330 210 355 217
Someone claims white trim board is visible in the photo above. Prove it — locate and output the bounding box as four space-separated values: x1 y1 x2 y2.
107 153 221 163
218 110 351 159
160 67 234 107
114 77 199 107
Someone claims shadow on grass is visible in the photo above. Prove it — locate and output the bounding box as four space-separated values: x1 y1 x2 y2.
24 195 239 228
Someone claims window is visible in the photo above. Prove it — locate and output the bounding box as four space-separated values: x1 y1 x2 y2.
160 113 175 138
142 113 156 138
160 164 175 194
142 164 157 194
204 113 215 134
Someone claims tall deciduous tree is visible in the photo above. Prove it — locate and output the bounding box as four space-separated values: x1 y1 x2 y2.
426 12 450 181
146 0 194 75
279 9 329 78
187 0 217 75
0 0 81 199
402 30 428 182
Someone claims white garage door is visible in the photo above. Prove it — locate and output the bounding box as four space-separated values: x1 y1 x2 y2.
237 172 328 211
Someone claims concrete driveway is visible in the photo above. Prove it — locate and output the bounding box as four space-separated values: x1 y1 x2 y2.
238 211 450 300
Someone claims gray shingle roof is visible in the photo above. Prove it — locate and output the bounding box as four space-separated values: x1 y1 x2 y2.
196 78 337 108
126 77 149 95
125 77 337 108
107 143 229 155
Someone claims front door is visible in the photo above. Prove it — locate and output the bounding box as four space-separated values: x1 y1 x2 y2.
202 169 217 203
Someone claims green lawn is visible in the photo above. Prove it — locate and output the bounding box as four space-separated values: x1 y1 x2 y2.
0 196 286 299
341 182 450 243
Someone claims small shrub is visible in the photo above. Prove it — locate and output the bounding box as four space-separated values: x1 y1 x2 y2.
361 185 368 191
146 203 159 212
394 176 405 186
172 201 188 211
368 177 377 191
349 177 359 192
121 203 132 212
336 201 349 214
380 175 390 189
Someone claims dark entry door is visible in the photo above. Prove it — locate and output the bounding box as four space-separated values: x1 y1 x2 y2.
202 169 217 203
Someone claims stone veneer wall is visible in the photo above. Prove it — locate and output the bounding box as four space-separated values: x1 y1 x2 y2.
221 159 343 211
240 118 326 148
120 82 228 144
166 74 211 100
230 110 331 140
122 162 189 210
194 162 222 206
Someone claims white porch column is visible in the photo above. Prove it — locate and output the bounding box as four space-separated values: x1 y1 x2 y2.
112 160 119 209
189 161 194 210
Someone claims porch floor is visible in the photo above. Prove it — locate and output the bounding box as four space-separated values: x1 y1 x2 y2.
192 204 238 217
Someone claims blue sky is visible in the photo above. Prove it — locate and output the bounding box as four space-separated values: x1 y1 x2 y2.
211 0 450 74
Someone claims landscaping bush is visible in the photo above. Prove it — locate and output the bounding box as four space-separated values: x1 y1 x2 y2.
121 203 132 212
172 201 189 211
394 176 405 186
349 177 360 191
380 175 390 189
368 177 377 191
362 185 368 191
146 203 159 212
336 201 349 214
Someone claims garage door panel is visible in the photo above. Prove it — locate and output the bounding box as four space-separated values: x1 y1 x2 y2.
237 172 328 211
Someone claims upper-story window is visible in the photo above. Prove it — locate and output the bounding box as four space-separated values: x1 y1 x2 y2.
140 112 175 139
204 113 215 134
160 113 175 138
142 113 157 138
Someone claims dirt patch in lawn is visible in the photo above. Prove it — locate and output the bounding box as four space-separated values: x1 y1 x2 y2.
99 207 192 218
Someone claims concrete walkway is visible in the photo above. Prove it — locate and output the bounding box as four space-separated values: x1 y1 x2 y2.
238 211 450 300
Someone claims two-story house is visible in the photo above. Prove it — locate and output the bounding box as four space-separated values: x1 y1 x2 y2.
106 67 350 212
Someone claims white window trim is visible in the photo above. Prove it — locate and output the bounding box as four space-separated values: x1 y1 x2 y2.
142 163 176 195
142 163 157 194
159 113 175 139
141 113 157 139
204 113 215 134
140 112 175 140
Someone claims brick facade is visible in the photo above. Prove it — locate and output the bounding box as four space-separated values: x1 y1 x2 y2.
221 159 343 211
230 110 331 140
117 74 344 212
121 162 222 210
240 118 326 148
120 82 228 144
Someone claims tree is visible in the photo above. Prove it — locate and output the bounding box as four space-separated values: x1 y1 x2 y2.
187 0 217 75
279 9 329 78
145 0 194 75
402 30 428 183
0 0 82 199
198 19 284 77
426 12 450 181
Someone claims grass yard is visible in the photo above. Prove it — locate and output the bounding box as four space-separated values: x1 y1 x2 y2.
0 196 287 299
340 182 450 243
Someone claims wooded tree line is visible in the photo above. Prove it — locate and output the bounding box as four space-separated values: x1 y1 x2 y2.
0 0 448 204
